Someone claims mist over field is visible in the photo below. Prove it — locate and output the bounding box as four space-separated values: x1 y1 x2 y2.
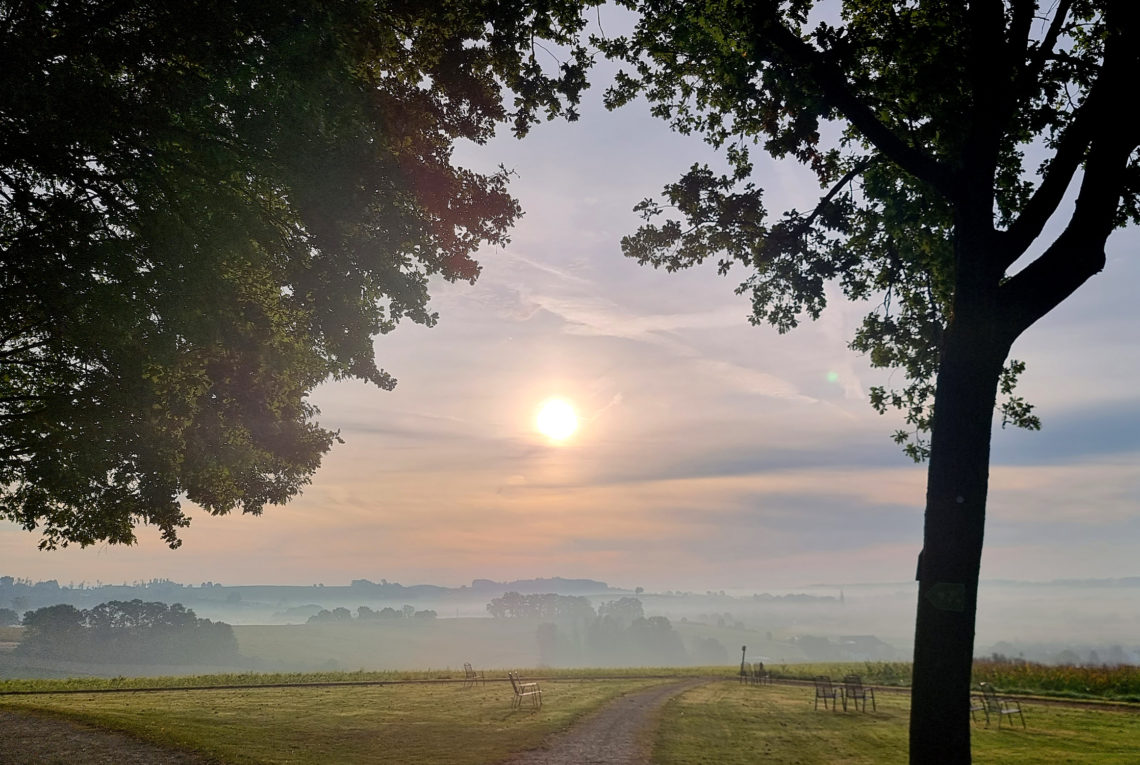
2 574 1137 679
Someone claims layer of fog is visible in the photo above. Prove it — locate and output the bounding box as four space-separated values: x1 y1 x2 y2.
3 577 1137 677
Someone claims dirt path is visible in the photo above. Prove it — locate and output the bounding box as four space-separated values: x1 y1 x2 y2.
502 678 706 765
0 709 216 765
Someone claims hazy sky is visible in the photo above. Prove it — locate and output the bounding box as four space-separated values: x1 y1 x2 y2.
3 38 1139 593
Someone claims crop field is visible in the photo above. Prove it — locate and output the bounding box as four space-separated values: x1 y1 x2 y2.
764 661 915 687
2 666 1139 764
761 660 1140 702
971 658 1140 701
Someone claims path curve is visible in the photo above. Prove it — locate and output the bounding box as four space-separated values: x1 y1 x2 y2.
503 678 706 765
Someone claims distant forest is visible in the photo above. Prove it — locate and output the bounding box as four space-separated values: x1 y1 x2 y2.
17 600 238 664
307 605 438 622
0 574 620 614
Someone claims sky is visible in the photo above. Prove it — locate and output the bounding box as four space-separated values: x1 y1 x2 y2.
2 30 1139 594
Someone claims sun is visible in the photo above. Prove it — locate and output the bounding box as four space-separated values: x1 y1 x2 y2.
535 398 579 442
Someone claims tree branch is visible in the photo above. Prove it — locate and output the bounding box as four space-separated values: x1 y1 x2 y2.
1020 0 1073 90
789 155 877 240
743 6 957 198
1004 0 1038 117
1000 3 1140 339
1001 1 1131 264
1001 96 1098 261
998 0 1130 263
960 1 1010 221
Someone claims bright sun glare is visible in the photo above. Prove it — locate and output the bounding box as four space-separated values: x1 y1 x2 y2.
535 398 579 442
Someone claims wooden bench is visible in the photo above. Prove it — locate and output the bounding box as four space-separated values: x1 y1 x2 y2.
508 671 542 708
463 662 485 688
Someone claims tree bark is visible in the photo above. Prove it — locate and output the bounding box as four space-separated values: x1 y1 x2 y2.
909 306 1009 764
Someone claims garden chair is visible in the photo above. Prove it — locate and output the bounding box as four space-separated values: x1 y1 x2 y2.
842 674 876 712
508 671 542 709
979 682 1025 728
813 675 838 711
463 662 485 688
969 692 988 725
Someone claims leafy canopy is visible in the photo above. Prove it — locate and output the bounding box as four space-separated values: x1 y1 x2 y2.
0 0 593 548
599 0 1138 459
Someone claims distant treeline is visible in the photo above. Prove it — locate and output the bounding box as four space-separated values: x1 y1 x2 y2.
307 605 437 623
17 600 238 664
0 573 617 615
485 591 596 620
487 593 728 667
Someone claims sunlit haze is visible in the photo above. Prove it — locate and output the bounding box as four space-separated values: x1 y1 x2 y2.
3 27 1138 610
536 398 579 442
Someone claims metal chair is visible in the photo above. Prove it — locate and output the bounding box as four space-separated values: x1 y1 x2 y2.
979 683 1025 728
969 692 988 724
462 662 484 688
842 674 876 712
813 675 838 711
508 671 542 709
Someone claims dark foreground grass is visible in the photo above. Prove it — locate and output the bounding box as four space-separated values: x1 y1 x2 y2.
653 681 1140 765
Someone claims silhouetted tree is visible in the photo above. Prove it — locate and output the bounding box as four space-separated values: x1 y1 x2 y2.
18 600 236 663
307 607 352 624
486 592 597 621
19 603 84 656
600 3 1140 760
597 597 644 628
1 0 594 549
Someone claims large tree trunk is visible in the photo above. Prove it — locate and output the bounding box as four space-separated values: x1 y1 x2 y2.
909 310 1010 764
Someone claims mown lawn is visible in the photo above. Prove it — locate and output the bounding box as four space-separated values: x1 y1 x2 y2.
0 677 668 765
653 681 1140 765
2 672 1138 763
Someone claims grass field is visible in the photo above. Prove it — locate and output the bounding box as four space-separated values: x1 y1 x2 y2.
654 681 1140 765
0 675 671 764
2 669 1139 763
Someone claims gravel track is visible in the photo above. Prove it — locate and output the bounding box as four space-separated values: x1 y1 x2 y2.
502 678 706 765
